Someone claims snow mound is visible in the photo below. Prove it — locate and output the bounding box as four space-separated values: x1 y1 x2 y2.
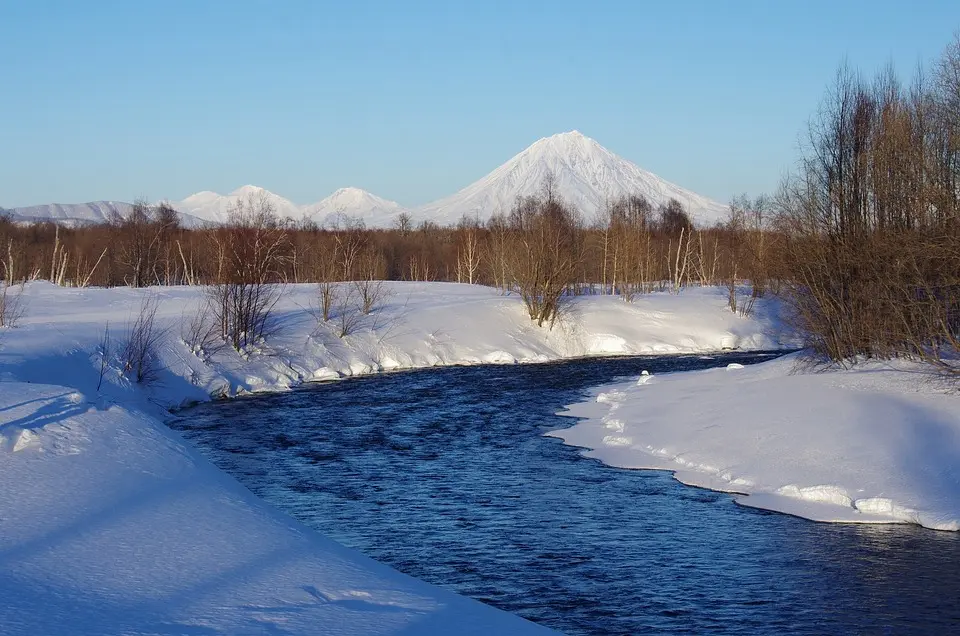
0 383 552 634
551 354 960 531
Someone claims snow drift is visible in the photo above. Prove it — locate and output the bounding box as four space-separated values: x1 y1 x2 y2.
551 354 960 531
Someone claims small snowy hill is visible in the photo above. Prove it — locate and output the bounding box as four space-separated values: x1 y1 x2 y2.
415 131 729 226
6 201 207 228
173 185 304 224
7 201 134 225
302 187 409 228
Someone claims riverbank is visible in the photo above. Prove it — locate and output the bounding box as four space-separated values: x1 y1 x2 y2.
0 281 784 634
552 353 960 531
0 281 788 410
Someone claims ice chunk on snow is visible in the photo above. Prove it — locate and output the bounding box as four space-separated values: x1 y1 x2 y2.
636 372 654 385
12 429 40 453
483 350 516 364
602 435 633 447
777 484 854 508
726 363 744 370
588 334 628 354
604 419 625 432
310 367 340 381
596 390 625 404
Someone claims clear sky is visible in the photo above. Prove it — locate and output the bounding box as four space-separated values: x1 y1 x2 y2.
1 0 956 208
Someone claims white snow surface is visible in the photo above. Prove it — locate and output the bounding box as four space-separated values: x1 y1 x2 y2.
0 382 554 636
0 281 785 635
414 131 730 226
551 353 960 531
1 282 786 408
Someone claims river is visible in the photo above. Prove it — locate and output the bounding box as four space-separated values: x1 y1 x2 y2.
171 353 960 634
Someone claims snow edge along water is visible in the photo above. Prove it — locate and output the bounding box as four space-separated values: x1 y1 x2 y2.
548 353 960 532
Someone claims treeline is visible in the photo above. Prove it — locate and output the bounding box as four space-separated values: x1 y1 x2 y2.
773 35 960 370
0 189 766 311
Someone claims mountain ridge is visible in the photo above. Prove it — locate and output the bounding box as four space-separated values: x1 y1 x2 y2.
7 132 729 228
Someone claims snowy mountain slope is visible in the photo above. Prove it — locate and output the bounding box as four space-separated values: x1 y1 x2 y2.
302 187 409 228
173 185 304 224
7 201 134 224
415 131 730 226
6 200 207 228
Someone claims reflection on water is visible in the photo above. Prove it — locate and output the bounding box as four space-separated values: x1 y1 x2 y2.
173 354 960 635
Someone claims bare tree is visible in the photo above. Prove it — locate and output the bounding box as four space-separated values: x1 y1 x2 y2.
119 294 166 385
506 184 584 327
393 212 413 236
774 49 959 370
0 282 25 328
207 192 290 350
455 215 483 284
332 284 364 338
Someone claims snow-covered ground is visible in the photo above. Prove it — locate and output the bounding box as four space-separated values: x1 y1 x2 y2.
0 382 554 635
0 281 786 410
551 353 960 532
0 281 784 635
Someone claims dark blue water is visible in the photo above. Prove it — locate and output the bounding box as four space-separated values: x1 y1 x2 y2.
171 353 960 635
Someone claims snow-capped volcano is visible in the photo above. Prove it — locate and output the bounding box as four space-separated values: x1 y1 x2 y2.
10 131 728 228
174 185 303 224
171 185 408 227
414 131 729 226
302 187 409 228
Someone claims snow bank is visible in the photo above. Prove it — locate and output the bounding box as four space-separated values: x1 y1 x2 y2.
0 382 552 634
550 354 960 531
0 281 785 634
1 281 788 410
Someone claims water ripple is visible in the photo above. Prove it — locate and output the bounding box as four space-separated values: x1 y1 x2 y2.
172 353 960 634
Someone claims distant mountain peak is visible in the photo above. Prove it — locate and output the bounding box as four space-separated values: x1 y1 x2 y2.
175 186 302 224
547 130 586 140
413 131 729 226
304 187 407 227
229 184 268 197
327 187 378 202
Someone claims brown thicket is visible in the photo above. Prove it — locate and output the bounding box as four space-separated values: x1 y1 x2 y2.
207 193 290 350
775 37 960 370
0 196 744 298
119 293 166 384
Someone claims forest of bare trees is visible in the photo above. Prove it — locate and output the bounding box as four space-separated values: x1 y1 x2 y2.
0 191 746 299
774 35 960 371
2 35 959 371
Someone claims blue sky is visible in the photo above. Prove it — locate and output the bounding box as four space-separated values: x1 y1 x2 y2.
1 1 955 207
